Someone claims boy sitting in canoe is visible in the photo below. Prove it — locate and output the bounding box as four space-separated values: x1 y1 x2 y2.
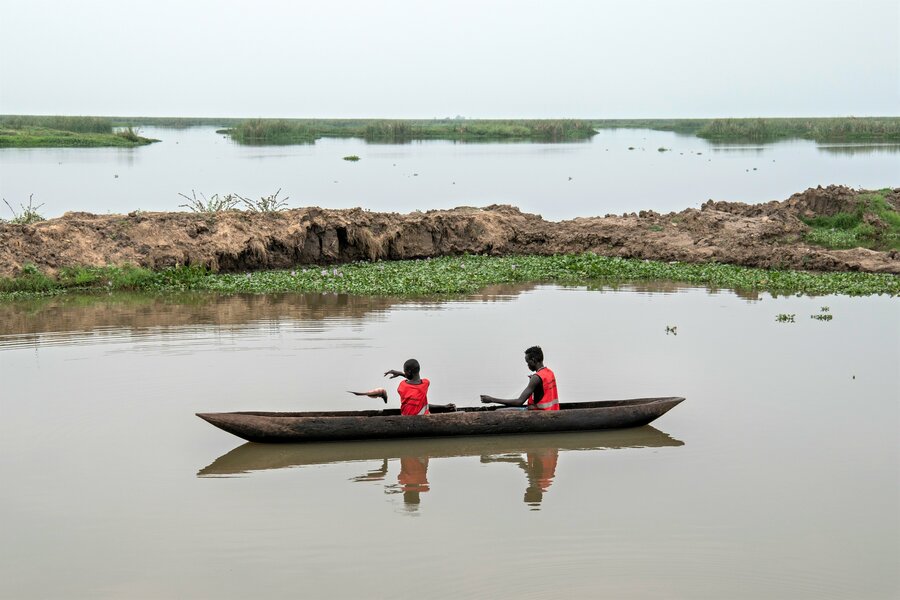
384 358 455 415
480 346 559 411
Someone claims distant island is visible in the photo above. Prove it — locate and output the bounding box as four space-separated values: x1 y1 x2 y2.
0 116 158 148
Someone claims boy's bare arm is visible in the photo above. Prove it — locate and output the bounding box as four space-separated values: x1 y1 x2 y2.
480 374 541 406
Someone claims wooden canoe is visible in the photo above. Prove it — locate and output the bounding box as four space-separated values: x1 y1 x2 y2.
197 425 684 476
196 397 684 443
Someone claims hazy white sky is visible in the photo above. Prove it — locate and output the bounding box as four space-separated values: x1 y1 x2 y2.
1 0 897 118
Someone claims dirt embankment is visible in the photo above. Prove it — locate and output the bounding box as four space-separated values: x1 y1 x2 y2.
1 185 898 278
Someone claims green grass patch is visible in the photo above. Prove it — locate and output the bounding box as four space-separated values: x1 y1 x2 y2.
594 117 900 143
801 190 900 250
0 126 158 148
1 255 897 302
223 118 598 145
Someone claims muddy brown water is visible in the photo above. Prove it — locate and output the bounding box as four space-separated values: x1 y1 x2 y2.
0 284 897 599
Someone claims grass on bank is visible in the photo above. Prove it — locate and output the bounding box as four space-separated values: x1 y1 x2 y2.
0 115 158 148
802 189 900 251
2 254 897 302
593 117 900 143
223 119 598 145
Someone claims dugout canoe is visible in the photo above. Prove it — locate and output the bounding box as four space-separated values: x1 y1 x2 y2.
196 397 684 443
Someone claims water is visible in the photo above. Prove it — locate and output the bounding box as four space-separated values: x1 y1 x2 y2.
1 284 897 599
0 127 897 220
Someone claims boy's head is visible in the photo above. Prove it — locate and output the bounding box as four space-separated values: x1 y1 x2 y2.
524 346 543 371
403 358 420 379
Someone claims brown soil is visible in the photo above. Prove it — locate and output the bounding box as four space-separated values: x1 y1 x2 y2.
1 185 898 278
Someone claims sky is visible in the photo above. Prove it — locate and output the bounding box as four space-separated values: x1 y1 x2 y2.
0 0 897 119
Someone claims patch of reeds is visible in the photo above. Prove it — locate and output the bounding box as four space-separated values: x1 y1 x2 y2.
115 126 143 142
0 115 114 133
594 117 900 143
224 119 598 145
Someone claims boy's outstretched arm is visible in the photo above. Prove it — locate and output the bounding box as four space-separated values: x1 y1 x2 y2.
480 374 541 407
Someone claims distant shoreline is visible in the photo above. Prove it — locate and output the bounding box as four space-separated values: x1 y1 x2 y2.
2 115 899 147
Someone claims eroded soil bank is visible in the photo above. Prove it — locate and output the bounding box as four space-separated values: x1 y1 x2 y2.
1 185 898 278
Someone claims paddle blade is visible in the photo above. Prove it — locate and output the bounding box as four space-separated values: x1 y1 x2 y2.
348 388 388 403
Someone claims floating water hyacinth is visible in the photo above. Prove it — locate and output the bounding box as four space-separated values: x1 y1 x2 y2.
321 269 328 276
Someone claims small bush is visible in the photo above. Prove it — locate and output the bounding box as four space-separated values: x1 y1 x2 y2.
178 190 239 213
115 126 142 142
3 194 45 224
236 189 289 212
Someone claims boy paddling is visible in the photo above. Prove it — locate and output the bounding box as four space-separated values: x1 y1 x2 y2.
480 346 559 411
384 358 456 415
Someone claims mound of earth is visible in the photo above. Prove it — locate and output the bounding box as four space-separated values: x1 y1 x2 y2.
1 185 898 278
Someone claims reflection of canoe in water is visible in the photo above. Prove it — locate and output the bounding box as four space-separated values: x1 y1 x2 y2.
197 397 684 443
197 425 684 476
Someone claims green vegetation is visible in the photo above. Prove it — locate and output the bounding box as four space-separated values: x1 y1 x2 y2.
775 314 796 323
343 155 361 161
178 191 240 213
2 195 45 224
593 117 900 143
178 189 289 213
223 118 598 145
802 189 900 251
234 189 289 212
0 115 158 147
2 254 897 302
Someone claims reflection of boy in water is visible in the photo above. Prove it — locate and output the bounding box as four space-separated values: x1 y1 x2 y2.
384 358 455 415
522 449 559 506
398 456 430 506
481 447 559 508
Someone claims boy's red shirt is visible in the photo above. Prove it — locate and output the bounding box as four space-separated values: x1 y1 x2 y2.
398 379 430 415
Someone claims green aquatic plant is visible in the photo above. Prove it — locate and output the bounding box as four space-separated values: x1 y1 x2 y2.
343 155 360 161
775 313 796 323
811 314 833 321
1 254 898 302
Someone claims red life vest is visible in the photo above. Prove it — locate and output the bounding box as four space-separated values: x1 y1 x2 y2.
398 379 430 416
527 368 559 411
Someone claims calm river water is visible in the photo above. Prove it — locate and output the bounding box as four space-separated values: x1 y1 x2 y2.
1 284 897 599
0 127 898 219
